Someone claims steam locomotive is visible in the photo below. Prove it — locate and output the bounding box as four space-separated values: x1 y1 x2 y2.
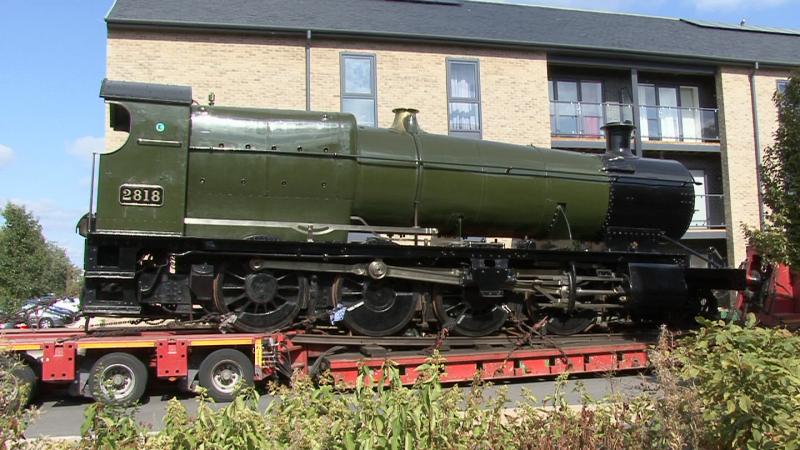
78 79 743 336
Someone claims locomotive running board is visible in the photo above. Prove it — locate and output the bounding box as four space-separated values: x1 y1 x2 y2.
184 217 437 241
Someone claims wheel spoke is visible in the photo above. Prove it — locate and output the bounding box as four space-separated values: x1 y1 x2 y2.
225 271 246 281
341 288 363 296
240 300 255 312
223 285 245 291
445 303 467 315
225 293 247 306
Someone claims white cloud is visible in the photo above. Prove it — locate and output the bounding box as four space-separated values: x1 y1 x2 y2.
469 0 657 12
472 0 796 15
692 0 792 11
0 144 14 168
66 135 105 161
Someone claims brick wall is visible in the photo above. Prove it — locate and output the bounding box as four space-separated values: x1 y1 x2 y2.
107 30 551 148
716 67 790 265
310 40 550 146
106 30 307 150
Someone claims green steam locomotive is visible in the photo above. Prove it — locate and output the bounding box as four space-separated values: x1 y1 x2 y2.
78 79 742 336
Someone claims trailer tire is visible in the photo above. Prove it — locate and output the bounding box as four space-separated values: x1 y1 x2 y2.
87 352 148 406
9 363 36 409
198 349 253 402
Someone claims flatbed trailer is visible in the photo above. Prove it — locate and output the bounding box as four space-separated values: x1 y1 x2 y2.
0 326 653 405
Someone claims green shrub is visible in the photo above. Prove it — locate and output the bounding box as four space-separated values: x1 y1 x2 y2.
675 315 800 449
0 354 38 450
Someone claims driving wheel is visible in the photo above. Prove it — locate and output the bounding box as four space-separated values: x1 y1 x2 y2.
432 287 508 337
213 263 306 332
333 276 419 336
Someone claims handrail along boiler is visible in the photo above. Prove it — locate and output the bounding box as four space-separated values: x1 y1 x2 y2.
77 79 743 337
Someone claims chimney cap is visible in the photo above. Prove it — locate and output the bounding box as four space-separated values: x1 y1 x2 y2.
600 120 636 131
391 108 422 134
392 107 419 114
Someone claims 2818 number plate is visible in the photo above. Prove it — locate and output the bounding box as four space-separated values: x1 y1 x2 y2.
119 184 163 207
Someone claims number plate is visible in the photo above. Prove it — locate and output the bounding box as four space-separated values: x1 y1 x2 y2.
119 184 164 207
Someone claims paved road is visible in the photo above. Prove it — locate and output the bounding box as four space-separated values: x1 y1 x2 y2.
25 374 654 438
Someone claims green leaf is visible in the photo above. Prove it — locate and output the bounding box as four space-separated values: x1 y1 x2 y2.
739 396 751 413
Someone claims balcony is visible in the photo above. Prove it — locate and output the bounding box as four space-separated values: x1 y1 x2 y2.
550 101 633 139
550 102 720 146
639 105 719 143
690 193 726 229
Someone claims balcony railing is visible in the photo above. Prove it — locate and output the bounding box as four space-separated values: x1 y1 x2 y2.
690 193 726 228
550 101 720 144
639 105 719 143
550 101 633 139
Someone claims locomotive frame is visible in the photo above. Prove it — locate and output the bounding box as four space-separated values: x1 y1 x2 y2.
79 79 744 337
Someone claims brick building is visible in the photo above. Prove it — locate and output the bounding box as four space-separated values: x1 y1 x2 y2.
104 0 800 266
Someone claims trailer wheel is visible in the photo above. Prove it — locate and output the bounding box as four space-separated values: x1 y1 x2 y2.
198 349 253 402
88 352 148 406
9 364 36 409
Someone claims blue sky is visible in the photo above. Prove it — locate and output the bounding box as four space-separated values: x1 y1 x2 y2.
0 0 798 265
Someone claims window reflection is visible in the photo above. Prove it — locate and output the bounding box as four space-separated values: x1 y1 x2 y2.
448 60 481 138
344 57 373 95
341 54 377 127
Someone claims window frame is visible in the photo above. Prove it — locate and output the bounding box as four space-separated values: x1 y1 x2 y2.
777 79 789 95
548 78 605 137
548 78 605 103
340 52 378 127
446 58 482 139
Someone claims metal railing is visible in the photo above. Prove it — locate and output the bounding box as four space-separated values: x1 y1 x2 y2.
550 101 720 143
550 101 633 138
689 193 726 228
639 105 719 142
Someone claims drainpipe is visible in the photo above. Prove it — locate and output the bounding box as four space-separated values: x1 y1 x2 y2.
749 61 766 230
305 30 312 111
630 69 643 155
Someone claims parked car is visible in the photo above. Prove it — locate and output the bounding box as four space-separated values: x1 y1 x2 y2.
18 297 81 328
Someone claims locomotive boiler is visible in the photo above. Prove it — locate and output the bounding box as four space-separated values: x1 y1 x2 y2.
79 79 743 336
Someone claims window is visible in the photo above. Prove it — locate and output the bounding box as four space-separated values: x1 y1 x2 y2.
690 170 708 227
447 59 481 139
777 79 789 95
637 83 709 142
341 54 377 126
548 80 604 137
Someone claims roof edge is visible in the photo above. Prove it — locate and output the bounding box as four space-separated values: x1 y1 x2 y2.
105 18 800 69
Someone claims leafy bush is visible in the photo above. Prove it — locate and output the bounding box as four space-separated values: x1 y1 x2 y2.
675 316 800 449
0 355 38 450
744 73 800 268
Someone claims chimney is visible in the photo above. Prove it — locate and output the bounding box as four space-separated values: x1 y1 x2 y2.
601 121 636 158
391 108 421 134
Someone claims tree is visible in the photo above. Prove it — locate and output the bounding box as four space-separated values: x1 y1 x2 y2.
0 203 80 313
746 73 800 268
